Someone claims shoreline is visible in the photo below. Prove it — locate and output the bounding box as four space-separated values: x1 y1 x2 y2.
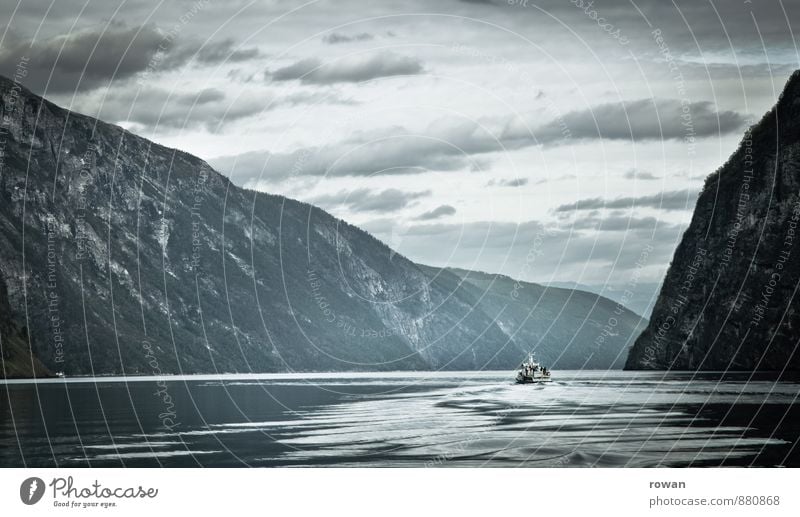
2 369 796 385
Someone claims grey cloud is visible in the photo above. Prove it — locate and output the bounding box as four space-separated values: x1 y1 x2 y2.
401 220 554 250
73 82 355 132
517 99 747 144
460 0 800 54
365 217 685 285
307 188 430 213
623 169 660 180
675 61 798 82
211 144 462 185
279 89 359 107
210 118 501 183
196 38 261 63
269 51 424 84
163 38 262 68
0 24 166 94
489 177 528 187
74 86 262 131
212 93 746 186
568 214 669 232
555 190 698 213
0 24 261 95
322 32 375 44
416 205 457 220
212 96 745 184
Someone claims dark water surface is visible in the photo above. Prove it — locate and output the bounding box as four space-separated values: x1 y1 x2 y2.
1 371 798 467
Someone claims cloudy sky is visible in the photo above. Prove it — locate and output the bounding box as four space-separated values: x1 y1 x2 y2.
2 0 798 296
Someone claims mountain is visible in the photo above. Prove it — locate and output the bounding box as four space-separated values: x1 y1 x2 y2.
443 268 648 369
0 273 51 378
626 71 800 371
546 280 662 318
0 75 644 375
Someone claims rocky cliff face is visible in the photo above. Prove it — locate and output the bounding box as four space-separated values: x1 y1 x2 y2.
444 268 648 369
0 272 50 378
626 71 800 371
0 75 644 375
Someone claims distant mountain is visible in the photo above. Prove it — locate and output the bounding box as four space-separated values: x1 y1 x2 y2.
626 71 800 371
444 269 648 369
546 281 661 318
0 75 644 376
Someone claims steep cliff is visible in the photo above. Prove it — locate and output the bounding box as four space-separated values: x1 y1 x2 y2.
626 72 800 371
0 273 50 378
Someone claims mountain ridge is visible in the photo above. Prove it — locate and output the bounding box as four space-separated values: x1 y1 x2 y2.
0 74 645 376
625 70 800 371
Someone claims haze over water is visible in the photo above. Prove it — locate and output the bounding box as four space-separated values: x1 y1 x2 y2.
1 371 798 467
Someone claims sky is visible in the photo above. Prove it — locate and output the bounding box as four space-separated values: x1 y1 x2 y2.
2 0 798 299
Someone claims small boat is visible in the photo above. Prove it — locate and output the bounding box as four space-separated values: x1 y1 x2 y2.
515 354 551 384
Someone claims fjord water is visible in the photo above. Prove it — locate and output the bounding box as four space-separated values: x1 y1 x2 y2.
1 371 798 467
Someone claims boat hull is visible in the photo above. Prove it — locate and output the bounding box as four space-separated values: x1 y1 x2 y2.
515 374 552 384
